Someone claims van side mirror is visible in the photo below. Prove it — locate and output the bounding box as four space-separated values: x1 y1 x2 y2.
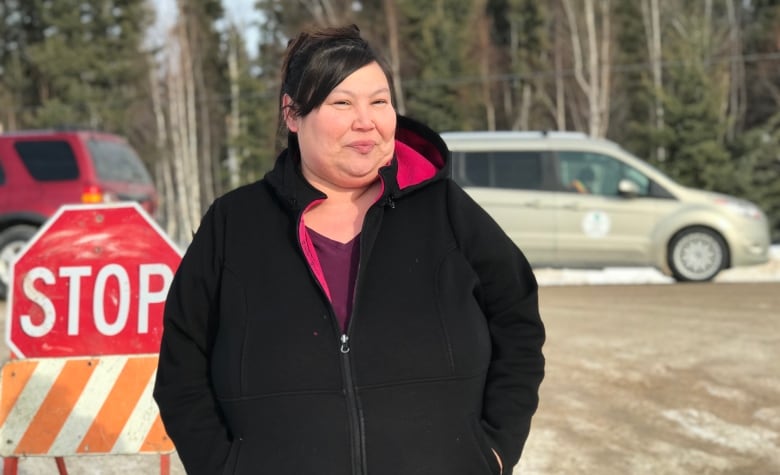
618 179 640 197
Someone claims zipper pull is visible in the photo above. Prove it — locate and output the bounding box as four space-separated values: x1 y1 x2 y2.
340 334 350 354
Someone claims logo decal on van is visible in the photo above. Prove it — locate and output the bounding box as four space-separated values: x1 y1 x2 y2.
582 211 611 238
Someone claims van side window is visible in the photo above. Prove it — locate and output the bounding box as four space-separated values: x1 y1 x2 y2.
559 151 652 197
0 162 5 185
14 140 80 181
460 151 544 190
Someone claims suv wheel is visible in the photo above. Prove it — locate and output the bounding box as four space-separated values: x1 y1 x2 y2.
668 227 728 282
0 225 38 299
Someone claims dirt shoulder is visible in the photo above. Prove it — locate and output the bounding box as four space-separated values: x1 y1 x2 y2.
517 282 780 474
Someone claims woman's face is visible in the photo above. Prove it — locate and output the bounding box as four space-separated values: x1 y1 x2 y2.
285 62 397 191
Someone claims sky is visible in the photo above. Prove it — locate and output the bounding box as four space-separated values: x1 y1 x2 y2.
150 0 261 54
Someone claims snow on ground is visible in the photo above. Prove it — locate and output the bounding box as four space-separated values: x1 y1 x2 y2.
534 245 780 286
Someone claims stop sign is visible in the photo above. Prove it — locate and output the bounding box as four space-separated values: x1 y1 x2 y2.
6 203 182 359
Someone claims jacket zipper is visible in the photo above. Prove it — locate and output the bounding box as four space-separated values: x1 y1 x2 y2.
342 223 368 475
296 208 366 475
340 194 392 475
337 197 390 475
338 333 364 474
298 191 392 475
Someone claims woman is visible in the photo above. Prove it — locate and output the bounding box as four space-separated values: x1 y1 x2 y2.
154 25 545 475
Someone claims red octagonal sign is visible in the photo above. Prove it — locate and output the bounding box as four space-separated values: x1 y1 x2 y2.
6 203 182 359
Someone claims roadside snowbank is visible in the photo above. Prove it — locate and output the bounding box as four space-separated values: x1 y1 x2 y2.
534 245 780 286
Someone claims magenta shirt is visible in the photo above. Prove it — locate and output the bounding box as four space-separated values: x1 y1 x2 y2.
307 228 360 332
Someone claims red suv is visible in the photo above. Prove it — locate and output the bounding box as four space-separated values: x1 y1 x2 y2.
0 130 158 299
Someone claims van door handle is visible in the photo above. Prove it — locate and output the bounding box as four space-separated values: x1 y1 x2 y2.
561 202 580 210
523 200 541 208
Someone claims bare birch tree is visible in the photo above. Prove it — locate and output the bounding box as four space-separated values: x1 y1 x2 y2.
562 0 612 137
383 0 406 115
152 23 202 245
554 11 567 130
179 24 203 235
641 0 666 161
226 29 241 190
725 0 746 139
474 0 497 130
149 64 179 242
177 1 219 209
508 19 534 131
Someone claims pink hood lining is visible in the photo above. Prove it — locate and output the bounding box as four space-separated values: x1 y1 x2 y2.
394 140 439 190
298 200 332 303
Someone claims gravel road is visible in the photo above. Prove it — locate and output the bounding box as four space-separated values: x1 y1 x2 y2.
1 280 778 474
518 282 780 475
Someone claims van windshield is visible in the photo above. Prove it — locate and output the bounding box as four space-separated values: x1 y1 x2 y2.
88 139 153 184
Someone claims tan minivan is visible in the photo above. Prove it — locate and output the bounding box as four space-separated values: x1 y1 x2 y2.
442 131 771 282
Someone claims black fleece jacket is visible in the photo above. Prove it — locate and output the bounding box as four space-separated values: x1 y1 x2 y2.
153 116 545 475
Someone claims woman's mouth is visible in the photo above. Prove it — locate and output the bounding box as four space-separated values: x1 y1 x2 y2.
348 141 375 154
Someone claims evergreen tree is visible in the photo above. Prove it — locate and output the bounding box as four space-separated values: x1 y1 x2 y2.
396 0 474 131
741 0 780 128
661 61 732 191
5 0 153 133
652 4 733 192
612 0 655 156
733 1 780 240
487 0 548 130
229 24 279 179
732 113 780 241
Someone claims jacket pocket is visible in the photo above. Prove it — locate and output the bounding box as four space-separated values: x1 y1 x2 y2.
469 416 502 475
220 437 243 475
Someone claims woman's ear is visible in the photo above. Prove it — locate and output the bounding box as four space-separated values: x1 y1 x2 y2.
282 94 298 132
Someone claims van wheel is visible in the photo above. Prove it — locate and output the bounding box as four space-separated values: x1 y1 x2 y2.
0 225 38 300
668 227 728 282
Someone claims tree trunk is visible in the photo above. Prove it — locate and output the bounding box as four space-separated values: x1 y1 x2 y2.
555 10 567 130
226 30 241 190
182 27 202 235
642 0 666 161
597 0 611 137
166 53 191 244
476 6 496 131
585 0 601 136
383 0 406 115
563 0 611 137
148 64 178 240
725 0 746 140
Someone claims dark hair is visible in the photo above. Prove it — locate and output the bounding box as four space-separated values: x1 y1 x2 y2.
279 25 394 126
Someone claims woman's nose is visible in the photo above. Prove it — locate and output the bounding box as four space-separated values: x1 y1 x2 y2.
352 105 375 130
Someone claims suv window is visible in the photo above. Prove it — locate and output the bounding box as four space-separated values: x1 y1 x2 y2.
87 139 153 184
14 140 80 181
458 151 545 190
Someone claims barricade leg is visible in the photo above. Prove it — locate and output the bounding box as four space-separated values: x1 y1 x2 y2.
3 457 18 475
161 454 170 475
55 457 68 475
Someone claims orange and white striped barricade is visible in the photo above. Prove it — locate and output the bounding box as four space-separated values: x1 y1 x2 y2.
0 355 173 474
